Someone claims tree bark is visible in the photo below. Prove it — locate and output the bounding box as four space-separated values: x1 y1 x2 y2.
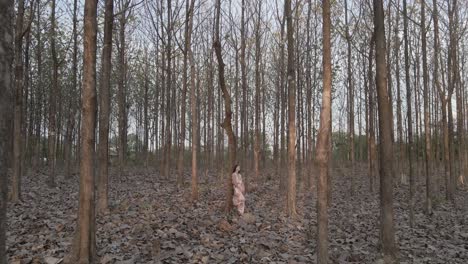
183 0 196 200
344 0 355 196
48 0 58 187
285 0 297 218
97 0 114 215
33 0 43 170
394 0 403 180
420 0 432 214
240 0 248 167
278 4 287 193
117 0 130 171
403 0 415 228
12 0 25 202
0 2 14 261
373 0 398 261
64 0 79 179
178 0 195 187
143 49 149 167
164 0 172 179
367 34 376 193
254 0 262 180
446 0 457 201
316 0 332 262
66 0 98 262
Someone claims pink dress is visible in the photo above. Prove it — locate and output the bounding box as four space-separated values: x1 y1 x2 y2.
232 172 245 214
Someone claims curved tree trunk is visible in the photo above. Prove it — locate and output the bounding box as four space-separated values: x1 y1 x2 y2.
214 0 237 212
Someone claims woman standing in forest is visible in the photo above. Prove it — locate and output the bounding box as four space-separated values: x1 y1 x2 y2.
232 164 245 215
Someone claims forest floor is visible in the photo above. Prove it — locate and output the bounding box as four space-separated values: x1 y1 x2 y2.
6 164 468 264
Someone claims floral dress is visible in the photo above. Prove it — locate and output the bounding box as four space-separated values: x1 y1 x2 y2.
232 172 245 215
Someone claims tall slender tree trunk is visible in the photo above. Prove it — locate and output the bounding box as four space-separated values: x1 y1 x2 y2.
432 0 442 196
164 0 172 179
344 0 355 196
66 0 98 261
33 0 43 170
367 34 376 193
316 0 332 261
48 0 58 187
23 3 33 171
421 0 432 214
143 49 149 167
403 0 415 227
305 0 313 190
117 0 129 171
285 0 297 218
394 0 403 180
97 0 113 215
240 0 248 167
65 0 79 179
432 0 452 201
0 3 14 261
373 0 397 261
278 7 287 193
12 0 25 202
183 0 196 199
178 0 195 187
446 0 458 201
254 1 262 180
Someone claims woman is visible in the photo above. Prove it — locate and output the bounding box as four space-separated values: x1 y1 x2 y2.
232 164 245 215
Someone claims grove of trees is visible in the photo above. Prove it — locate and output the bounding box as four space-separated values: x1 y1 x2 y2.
1 0 467 263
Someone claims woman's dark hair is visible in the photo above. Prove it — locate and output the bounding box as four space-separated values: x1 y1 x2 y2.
232 164 239 173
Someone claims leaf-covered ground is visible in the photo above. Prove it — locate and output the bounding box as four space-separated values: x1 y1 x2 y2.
6 165 468 263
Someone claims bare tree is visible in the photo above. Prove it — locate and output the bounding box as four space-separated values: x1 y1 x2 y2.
117 0 131 171
316 0 332 261
0 2 14 261
285 0 297 218
403 0 415 227
97 0 114 215
344 0 355 195
186 0 197 201
373 0 397 261
420 0 432 215
254 0 262 181
432 0 454 202
12 0 25 202
48 0 58 187
367 34 376 193
64 0 79 179
66 0 98 261
164 0 172 179
178 0 195 187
